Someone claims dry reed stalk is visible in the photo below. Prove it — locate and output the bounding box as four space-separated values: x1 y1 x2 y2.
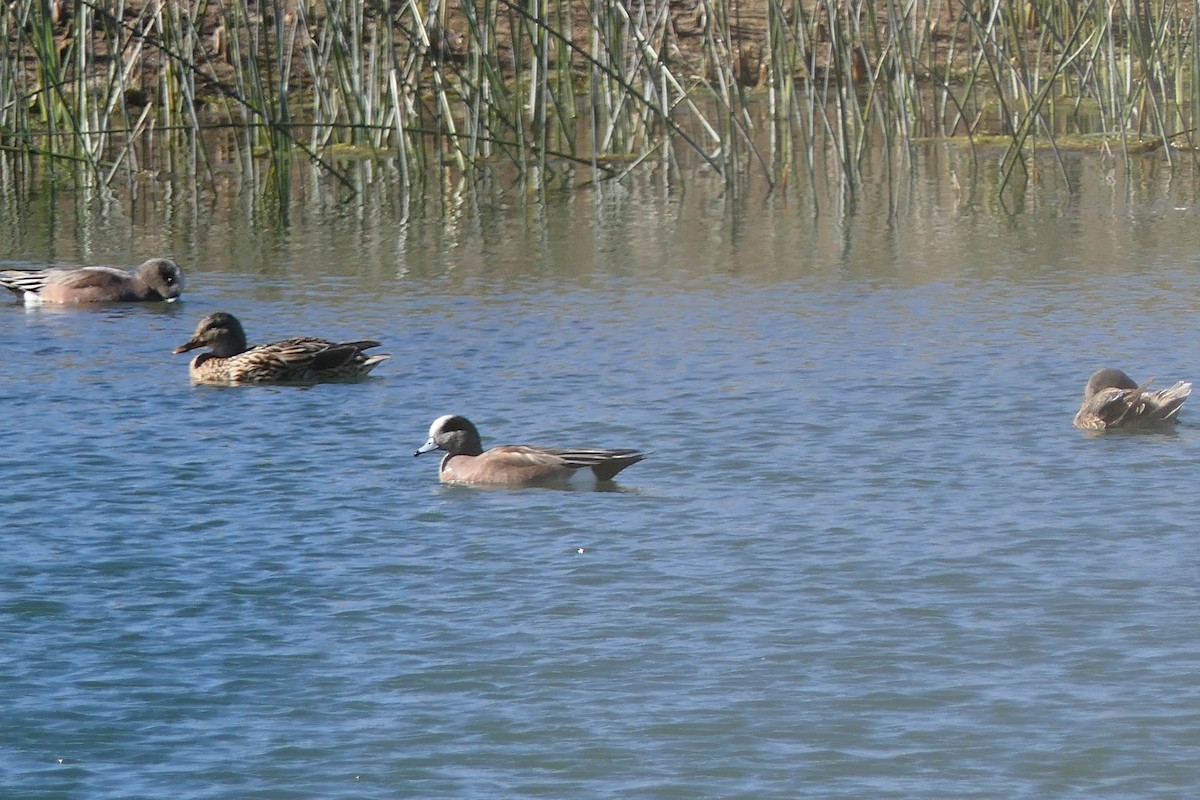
2 0 1199 199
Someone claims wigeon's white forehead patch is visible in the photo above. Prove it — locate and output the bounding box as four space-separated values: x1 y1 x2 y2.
430 414 459 436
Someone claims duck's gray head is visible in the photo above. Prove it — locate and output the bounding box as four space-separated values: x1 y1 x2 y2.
415 414 483 457
1084 367 1139 399
138 257 185 301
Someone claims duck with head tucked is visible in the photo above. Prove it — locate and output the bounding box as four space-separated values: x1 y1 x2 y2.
0 257 184 305
174 311 389 385
1073 367 1191 431
415 414 648 487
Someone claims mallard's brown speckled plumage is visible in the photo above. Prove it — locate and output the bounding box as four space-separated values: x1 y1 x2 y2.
174 311 389 385
1073 367 1191 431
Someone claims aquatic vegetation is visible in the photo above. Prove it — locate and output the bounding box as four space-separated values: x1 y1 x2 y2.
2 0 1198 199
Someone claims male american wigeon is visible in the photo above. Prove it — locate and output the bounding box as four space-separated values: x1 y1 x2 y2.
1073 367 1191 430
0 257 184 305
414 414 648 487
173 311 389 385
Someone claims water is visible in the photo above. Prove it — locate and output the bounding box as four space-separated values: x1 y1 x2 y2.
5 150 1200 798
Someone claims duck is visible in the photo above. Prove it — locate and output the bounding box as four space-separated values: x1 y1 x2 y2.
173 311 389 385
1073 367 1191 430
0 257 184 305
414 414 647 486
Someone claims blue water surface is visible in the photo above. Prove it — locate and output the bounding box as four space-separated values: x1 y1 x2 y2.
4 154 1200 798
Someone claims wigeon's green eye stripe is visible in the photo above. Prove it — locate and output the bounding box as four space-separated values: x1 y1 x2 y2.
416 414 648 487
175 311 389 386
1074 367 1191 431
0 257 184 305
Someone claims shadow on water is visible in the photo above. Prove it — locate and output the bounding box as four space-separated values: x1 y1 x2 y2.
427 480 646 494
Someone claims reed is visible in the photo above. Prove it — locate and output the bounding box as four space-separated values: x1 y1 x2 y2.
2 0 1198 200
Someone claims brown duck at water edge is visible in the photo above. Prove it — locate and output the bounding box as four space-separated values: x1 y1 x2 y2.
1073 367 1192 431
415 414 648 487
0 257 184 305
174 311 390 385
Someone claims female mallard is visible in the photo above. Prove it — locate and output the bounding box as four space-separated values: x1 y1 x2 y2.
0 257 184 305
1073 367 1191 431
414 414 647 487
174 311 389 385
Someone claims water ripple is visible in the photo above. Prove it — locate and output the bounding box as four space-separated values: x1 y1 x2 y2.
7 188 1200 797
